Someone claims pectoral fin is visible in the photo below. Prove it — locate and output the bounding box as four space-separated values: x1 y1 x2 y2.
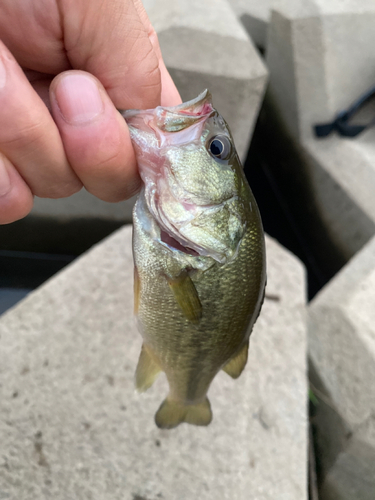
167 271 202 323
135 344 161 392
222 341 249 379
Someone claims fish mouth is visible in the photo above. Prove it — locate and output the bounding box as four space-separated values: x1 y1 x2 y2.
122 89 214 134
156 203 230 263
137 183 242 264
152 185 243 263
160 229 199 257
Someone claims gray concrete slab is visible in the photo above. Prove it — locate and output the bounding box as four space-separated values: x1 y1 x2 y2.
268 0 375 143
0 288 31 315
31 190 137 223
0 226 307 500
303 133 375 260
265 0 375 259
232 0 273 49
309 234 375 499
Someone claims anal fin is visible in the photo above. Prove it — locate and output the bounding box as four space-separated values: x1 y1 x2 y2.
166 271 202 324
155 397 212 429
135 344 161 392
222 341 249 379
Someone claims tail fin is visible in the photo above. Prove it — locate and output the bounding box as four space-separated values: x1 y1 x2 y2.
155 397 212 429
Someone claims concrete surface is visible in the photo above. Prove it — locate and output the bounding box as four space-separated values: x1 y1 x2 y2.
28 0 267 225
232 0 273 49
31 191 137 223
0 226 307 500
0 288 30 315
309 234 375 499
303 133 375 260
265 0 375 259
268 0 375 142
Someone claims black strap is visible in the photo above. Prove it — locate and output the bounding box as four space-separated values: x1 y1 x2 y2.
314 85 375 138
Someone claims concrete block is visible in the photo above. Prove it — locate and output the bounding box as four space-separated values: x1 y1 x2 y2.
0 226 308 500
265 0 375 259
303 134 375 260
231 0 272 49
30 189 136 223
267 0 375 142
0 288 30 315
309 234 375 499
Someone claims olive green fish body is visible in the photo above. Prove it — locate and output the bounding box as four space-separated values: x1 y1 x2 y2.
123 91 266 428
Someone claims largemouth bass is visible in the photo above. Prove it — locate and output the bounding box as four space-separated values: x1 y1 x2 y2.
122 90 266 429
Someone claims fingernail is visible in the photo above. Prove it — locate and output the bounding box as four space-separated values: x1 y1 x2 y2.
0 57 6 89
54 73 104 124
0 156 11 197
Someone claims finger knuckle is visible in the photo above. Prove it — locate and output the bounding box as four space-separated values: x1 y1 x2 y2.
33 178 82 199
0 118 46 151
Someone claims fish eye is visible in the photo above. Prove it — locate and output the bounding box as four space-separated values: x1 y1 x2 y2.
207 135 232 160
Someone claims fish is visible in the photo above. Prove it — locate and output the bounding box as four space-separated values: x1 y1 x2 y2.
122 90 266 429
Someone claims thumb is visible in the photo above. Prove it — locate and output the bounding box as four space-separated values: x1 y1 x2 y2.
61 0 180 109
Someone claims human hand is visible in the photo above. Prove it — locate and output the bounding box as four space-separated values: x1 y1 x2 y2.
0 0 181 224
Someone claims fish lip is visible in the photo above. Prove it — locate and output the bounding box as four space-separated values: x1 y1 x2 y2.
121 90 215 133
167 89 212 113
121 89 212 118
